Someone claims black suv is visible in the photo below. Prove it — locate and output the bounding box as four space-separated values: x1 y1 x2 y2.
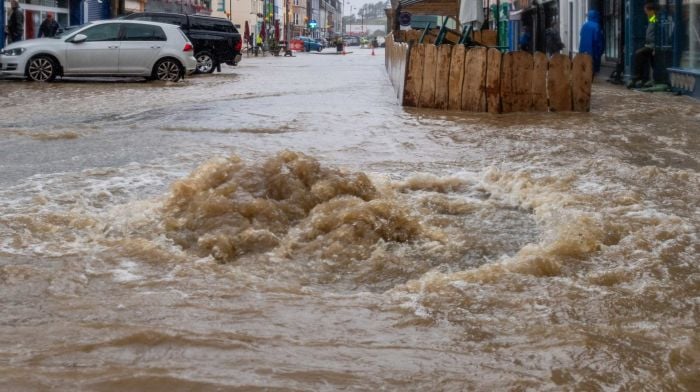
124 12 242 73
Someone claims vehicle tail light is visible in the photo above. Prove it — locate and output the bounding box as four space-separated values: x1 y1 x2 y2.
234 39 242 52
183 43 193 52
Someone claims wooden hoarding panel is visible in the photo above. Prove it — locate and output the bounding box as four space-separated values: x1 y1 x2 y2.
419 44 438 108
486 48 502 113
572 53 593 112
500 52 514 113
403 44 424 107
448 44 466 111
435 44 453 110
548 54 573 112
532 52 548 111
461 46 488 112
511 51 534 112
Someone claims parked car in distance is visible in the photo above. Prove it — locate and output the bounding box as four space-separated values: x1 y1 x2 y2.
294 36 323 52
314 37 328 48
124 12 242 73
343 36 360 46
0 20 196 82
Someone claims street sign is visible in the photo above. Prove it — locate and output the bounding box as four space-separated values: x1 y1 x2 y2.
308 19 317 29
399 12 411 26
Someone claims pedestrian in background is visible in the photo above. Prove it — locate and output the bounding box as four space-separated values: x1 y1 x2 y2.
579 10 604 74
519 25 532 52
628 2 659 88
38 13 60 38
6 0 24 44
545 19 565 57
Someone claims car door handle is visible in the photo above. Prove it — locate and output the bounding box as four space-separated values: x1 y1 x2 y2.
108 46 119 49
150 46 161 49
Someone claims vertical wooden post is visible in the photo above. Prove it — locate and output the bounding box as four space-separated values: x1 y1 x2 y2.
403 43 425 107
418 44 438 108
572 53 593 112
500 52 514 113
462 47 488 112
486 48 502 114
511 51 534 112
548 54 573 112
532 52 549 111
434 44 453 110
448 45 466 111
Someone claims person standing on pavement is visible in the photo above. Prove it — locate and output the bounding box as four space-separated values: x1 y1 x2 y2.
519 25 532 52
578 10 604 74
6 0 24 44
545 19 565 57
628 2 659 88
37 13 60 38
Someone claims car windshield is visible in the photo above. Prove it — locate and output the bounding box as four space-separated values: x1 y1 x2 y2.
54 23 90 39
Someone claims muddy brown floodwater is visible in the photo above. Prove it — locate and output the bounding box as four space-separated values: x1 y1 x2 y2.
1 49 699 391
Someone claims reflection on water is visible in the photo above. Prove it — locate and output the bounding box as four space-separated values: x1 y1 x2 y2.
0 52 699 390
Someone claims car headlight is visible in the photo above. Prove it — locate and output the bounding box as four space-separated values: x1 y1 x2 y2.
0 47 26 56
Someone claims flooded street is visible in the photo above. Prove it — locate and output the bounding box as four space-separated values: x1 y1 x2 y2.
1 48 699 390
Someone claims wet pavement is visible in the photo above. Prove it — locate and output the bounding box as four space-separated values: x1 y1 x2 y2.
1 47 699 391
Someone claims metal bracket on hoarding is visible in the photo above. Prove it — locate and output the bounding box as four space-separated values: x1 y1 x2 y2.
419 22 431 43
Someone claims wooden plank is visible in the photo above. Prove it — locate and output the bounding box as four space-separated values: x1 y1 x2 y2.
532 52 548 111
398 43 409 103
448 44 465 111
418 44 438 108
511 51 533 112
547 54 573 112
473 30 498 46
486 48 502 113
461 47 488 111
434 44 452 110
403 44 424 107
500 52 514 113
572 53 593 112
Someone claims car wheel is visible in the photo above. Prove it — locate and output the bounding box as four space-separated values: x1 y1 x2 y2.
305 46 311 52
153 58 183 82
27 56 57 82
317 46 322 52
195 51 215 74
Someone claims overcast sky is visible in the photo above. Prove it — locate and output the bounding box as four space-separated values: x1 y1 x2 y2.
342 0 388 17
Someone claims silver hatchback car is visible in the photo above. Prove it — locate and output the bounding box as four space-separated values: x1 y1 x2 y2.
0 20 197 82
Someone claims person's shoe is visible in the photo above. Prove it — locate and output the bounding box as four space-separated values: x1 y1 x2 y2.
627 79 638 89
642 80 654 88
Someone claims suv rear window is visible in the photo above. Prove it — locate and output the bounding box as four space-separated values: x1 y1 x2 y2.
150 14 186 27
190 16 235 33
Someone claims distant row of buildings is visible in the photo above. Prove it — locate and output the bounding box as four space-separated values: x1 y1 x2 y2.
1 0 347 45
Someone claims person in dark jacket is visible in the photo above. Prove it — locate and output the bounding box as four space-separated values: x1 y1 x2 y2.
628 2 658 88
545 21 565 57
6 0 24 44
37 13 60 38
578 10 604 73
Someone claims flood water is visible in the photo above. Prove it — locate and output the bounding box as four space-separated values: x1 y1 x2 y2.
1 48 699 391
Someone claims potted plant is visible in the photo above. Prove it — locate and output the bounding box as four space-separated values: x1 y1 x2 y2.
268 38 282 56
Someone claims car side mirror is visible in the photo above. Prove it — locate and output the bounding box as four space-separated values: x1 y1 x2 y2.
72 34 87 43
